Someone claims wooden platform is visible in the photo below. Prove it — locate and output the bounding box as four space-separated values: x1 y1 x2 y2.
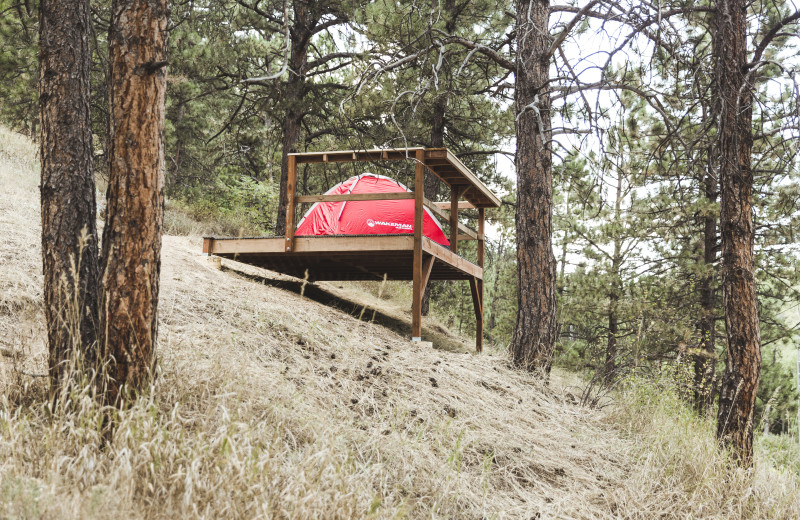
202 234 482 282
202 147 500 351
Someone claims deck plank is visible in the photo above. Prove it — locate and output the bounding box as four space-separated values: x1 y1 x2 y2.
204 235 482 282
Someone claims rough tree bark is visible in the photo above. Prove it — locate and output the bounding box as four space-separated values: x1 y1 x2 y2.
38 0 101 392
714 0 761 465
99 0 168 405
262 2 353 235
273 0 351 236
421 0 459 316
510 0 558 374
420 95 447 316
274 4 312 235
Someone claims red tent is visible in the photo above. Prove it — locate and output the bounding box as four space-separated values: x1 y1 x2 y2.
295 173 450 246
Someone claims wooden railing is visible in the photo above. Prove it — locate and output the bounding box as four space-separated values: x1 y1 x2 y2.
284 149 486 349
284 165 481 254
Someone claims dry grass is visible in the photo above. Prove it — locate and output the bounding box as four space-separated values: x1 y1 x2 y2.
162 198 267 238
607 375 800 518
0 125 46 380
1 126 799 519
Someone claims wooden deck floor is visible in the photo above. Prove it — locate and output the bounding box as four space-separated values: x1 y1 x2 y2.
203 147 494 350
202 234 482 282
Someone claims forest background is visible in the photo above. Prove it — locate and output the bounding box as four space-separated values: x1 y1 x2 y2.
1 0 799 439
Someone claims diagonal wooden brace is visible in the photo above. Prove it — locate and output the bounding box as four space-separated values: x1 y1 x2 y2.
469 276 484 352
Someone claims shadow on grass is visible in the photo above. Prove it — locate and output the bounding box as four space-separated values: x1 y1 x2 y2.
219 263 470 353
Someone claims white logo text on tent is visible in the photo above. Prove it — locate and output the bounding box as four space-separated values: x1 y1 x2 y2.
366 219 412 230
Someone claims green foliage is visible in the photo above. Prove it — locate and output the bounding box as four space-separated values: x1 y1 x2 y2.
0 1 37 135
756 345 799 435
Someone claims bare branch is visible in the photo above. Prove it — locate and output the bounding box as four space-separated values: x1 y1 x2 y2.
304 52 362 74
241 0 290 84
434 32 514 71
547 0 603 58
748 9 800 67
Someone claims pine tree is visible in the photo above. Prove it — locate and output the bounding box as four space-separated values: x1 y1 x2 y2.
99 0 169 405
38 0 101 394
510 0 558 373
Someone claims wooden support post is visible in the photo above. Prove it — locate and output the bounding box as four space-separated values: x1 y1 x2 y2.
412 149 425 341
285 154 297 252
469 276 484 353
478 208 485 266
421 255 435 293
450 186 462 254
202 237 213 256
476 208 485 352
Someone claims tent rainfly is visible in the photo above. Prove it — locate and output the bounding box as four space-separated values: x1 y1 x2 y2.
295 173 450 246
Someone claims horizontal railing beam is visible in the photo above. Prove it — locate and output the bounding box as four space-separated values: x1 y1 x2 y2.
422 197 478 240
434 201 476 210
296 192 414 203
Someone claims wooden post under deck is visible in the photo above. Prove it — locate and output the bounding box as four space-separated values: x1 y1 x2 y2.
411 149 425 341
469 277 483 351
285 154 297 251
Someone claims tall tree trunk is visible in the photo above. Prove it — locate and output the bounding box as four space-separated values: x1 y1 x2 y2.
510 0 558 374
275 5 313 236
714 0 761 466
421 94 447 315
604 173 624 378
100 0 168 406
275 90 304 235
693 168 718 413
421 0 458 317
38 0 100 393
605 268 620 377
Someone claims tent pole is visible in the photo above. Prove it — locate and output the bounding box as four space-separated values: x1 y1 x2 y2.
412 149 425 341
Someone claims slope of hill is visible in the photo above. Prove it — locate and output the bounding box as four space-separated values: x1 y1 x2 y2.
1 125 798 519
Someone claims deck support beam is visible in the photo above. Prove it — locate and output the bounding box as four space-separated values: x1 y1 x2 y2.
412 149 426 340
421 255 435 294
469 276 483 353
411 256 435 341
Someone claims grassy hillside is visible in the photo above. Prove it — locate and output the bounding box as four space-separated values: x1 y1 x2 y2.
1 125 799 518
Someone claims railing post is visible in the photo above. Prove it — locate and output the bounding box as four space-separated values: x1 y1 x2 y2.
412 149 425 341
285 154 297 251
